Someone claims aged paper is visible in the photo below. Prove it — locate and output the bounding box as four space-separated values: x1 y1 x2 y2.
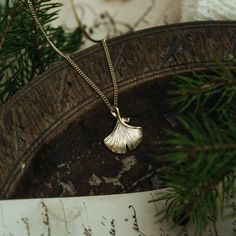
0 189 235 235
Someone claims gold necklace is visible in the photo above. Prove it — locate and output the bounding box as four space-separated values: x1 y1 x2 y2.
27 0 143 154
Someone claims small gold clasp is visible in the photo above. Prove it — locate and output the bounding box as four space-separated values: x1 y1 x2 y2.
110 106 119 118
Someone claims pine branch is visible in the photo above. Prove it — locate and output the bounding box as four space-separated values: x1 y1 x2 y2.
168 61 236 114
0 0 83 102
155 114 236 234
154 60 236 233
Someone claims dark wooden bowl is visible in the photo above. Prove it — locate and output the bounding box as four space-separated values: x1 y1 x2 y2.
0 21 236 199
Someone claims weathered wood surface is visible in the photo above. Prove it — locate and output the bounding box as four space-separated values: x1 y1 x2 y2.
0 22 236 199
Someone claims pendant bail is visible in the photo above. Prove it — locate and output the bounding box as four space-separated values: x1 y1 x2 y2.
110 106 119 118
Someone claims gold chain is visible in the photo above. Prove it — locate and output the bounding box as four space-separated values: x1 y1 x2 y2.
27 0 118 111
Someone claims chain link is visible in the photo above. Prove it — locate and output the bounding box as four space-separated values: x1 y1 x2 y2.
101 39 118 108
27 0 118 112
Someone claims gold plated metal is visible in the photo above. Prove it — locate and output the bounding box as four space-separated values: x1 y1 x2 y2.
104 107 143 154
27 0 143 154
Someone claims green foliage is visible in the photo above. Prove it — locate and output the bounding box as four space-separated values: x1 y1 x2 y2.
0 0 83 102
168 62 236 114
156 114 236 233
155 62 236 234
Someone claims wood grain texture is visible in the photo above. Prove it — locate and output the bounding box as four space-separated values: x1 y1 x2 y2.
0 21 236 198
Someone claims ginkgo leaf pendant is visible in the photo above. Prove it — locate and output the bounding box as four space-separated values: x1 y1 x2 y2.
104 107 143 154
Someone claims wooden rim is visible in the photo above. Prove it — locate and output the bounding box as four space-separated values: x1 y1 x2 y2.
0 21 236 198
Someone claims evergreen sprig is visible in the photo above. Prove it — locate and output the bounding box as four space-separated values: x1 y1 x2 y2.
168 62 236 114
155 61 236 234
156 114 236 234
0 0 83 102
